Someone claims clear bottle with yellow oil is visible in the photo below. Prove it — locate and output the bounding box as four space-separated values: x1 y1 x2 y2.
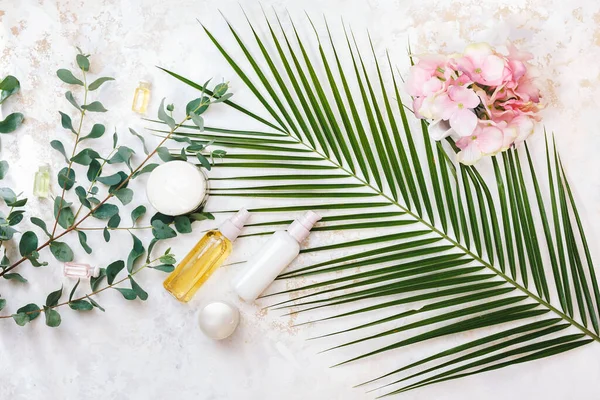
132 81 151 114
163 209 249 302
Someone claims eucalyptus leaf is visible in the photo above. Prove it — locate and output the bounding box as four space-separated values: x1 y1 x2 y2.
129 128 149 154
88 77 115 91
196 153 211 170
57 167 76 190
107 213 121 228
0 298 5 311
126 233 144 273
103 227 110 242
189 111 205 131
81 101 107 112
12 303 41 326
30 217 51 237
44 308 61 327
59 111 76 134
57 69 83 86
69 300 93 311
152 264 175 273
51 140 69 163
77 230 92 254
0 113 24 133
131 205 146 225
92 203 119 220
174 216 192 234
90 268 106 291
75 186 91 209
69 279 80 302
157 98 176 129
3 272 27 283
114 188 133 205
0 75 19 91
0 187 16 204
76 54 90 71
71 148 101 165
65 91 81 110
45 286 63 307
87 159 102 181
151 220 177 240
129 276 148 301
19 231 38 256
106 260 125 285
80 123 105 141
49 241 74 262
87 296 105 312
132 163 158 179
114 287 137 300
189 212 215 221
0 160 8 179
96 173 121 185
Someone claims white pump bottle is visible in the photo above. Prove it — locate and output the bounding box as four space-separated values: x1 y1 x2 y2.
232 211 321 302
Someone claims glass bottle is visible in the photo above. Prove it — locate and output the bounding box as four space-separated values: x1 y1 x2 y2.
64 262 99 279
163 209 250 302
33 164 50 198
132 81 151 114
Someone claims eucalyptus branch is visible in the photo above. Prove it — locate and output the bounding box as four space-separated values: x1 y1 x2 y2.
52 69 88 238
0 113 191 279
0 256 161 320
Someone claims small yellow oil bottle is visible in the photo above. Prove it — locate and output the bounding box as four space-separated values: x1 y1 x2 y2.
131 81 151 114
163 209 249 302
33 164 50 198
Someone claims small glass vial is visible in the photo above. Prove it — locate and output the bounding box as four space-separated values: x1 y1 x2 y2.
132 81 151 114
33 164 50 198
64 262 99 279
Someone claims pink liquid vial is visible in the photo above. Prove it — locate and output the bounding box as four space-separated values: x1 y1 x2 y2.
63 262 99 279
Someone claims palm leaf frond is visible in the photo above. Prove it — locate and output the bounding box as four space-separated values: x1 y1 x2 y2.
156 10 600 396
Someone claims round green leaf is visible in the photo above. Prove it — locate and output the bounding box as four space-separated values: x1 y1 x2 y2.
58 167 76 190
44 308 61 327
49 241 74 262
19 231 38 256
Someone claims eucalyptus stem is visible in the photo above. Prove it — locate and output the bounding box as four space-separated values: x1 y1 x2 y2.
77 226 152 231
52 68 88 238
73 147 116 221
0 257 160 319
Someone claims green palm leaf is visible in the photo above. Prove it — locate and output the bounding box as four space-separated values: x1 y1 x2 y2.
156 11 600 397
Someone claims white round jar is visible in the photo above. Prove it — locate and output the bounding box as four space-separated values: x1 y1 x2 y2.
146 160 209 216
198 301 240 340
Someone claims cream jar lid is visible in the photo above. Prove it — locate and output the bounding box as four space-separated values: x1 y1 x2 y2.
146 160 207 216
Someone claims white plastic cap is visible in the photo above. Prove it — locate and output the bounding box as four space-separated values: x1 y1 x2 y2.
91 266 100 278
287 211 321 243
219 208 250 242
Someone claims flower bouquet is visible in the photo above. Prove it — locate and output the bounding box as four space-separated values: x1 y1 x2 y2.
407 42 543 164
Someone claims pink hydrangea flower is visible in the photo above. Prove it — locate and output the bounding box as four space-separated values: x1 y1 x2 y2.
406 41 542 164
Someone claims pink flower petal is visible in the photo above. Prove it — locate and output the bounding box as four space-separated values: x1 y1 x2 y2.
476 126 504 154
481 55 507 84
449 108 477 137
448 86 480 108
457 140 482 165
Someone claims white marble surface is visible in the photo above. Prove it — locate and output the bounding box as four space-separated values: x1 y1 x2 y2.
1 0 600 399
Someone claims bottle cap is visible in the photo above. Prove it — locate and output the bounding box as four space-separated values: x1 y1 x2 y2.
91 266 100 278
220 208 250 242
287 211 321 243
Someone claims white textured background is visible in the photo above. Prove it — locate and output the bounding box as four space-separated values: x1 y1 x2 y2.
1 0 600 399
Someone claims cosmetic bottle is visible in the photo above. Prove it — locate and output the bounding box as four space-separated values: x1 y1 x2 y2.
163 209 250 302
64 262 99 279
33 164 50 198
233 211 321 302
132 81 151 114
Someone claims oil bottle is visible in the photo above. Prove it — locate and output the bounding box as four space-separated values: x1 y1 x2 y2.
163 208 250 302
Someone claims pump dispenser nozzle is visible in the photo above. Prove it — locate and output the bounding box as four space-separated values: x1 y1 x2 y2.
287 211 321 242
